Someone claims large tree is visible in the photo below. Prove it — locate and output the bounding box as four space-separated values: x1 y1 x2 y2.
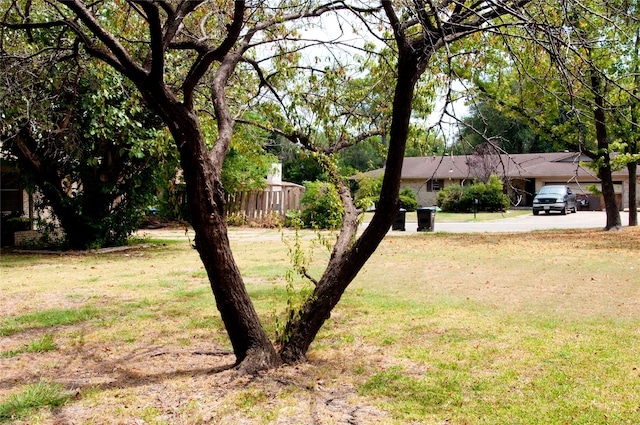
1 49 165 248
454 102 554 154
3 0 622 372
453 0 639 228
610 25 639 226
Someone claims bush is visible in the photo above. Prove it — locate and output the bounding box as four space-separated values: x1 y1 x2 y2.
399 187 418 212
354 175 383 211
354 176 417 212
437 175 510 212
0 213 31 246
300 181 344 229
283 209 303 228
226 212 247 226
437 185 464 212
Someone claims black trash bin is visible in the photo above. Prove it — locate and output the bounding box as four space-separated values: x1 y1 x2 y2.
392 208 406 231
416 207 435 231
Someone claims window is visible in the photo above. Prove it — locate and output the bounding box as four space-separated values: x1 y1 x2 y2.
427 179 444 192
1 171 24 214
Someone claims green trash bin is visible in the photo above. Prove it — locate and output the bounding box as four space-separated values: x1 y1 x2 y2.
416 207 435 231
392 208 406 231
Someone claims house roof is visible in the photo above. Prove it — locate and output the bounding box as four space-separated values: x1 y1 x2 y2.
358 152 628 181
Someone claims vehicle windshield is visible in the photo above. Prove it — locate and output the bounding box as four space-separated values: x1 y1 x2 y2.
538 186 565 195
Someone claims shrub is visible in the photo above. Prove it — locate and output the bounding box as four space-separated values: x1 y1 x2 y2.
437 185 464 212
300 181 344 229
253 212 283 229
437 175 510 212
354 176 417 212
226 212 247 226
399 187 418 212
283 209 304 228
354 175 383 211
467 175 510 212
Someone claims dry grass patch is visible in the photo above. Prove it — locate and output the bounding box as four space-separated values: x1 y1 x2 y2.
359 229 639 319
0 227 638 424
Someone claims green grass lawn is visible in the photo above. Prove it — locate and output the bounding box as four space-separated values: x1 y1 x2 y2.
1 227 638 424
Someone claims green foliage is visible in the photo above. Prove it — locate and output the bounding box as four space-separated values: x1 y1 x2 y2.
354 175 383 211
261 43 435 185
354 177 416 211
276 222 319 343
0 380 70 423
437 185 465 212
399 187 418 212
437 175 510 212
337 138 386 174
282 209 303 228
455 2 639 179
222 147 275 194
580 142 640 174
0 213 31 246
155 174 190 223
406 127 447 157
454 102 554 154
465 175 511 212
300 181 344 229
586 184 603 196
226 212 248 227
1 53 166 249
282 149 328 185
221 116 280 195
66 71 165 247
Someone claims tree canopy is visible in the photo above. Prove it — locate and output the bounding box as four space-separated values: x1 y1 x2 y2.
1 42 166 248
454 102 555 154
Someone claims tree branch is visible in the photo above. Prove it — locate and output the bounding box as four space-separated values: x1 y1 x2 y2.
58 0 146 79
134 1 164 83
183 1 245 108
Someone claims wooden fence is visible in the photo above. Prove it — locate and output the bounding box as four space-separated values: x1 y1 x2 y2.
224 186 304 219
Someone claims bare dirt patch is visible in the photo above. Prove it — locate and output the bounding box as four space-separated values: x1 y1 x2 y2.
3 334 391 424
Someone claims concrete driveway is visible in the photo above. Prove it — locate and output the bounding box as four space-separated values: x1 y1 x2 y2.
386 210 632 234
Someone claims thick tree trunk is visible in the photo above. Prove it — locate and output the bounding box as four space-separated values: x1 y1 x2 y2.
13 126 103 249
591 71 622 231
629 29 639 227
279 51 423 363
36 179 99 249
628 161 638 226
161 101 279 372
599 163 622 230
